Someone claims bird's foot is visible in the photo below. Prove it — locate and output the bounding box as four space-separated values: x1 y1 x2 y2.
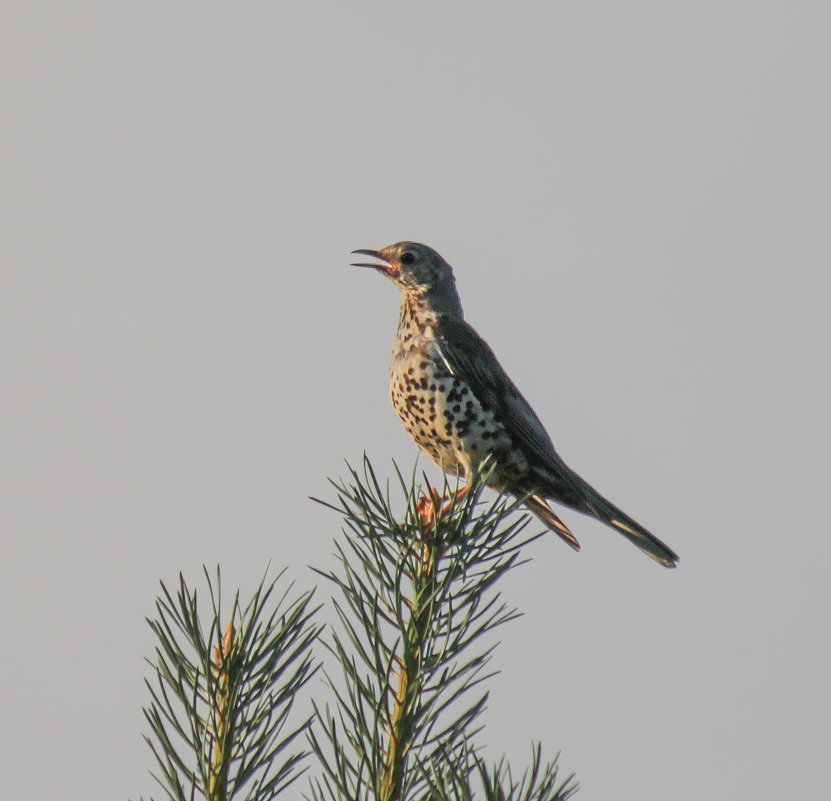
416 484 472 529
416 488 445 528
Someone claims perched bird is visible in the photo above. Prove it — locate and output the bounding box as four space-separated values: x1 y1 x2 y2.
351 242 678 568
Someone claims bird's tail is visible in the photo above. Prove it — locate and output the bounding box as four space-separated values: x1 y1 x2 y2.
574 481 678 568
535 465 679 568
524 495 581 552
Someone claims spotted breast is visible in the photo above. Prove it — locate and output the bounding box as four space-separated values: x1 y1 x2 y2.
389 294 526 482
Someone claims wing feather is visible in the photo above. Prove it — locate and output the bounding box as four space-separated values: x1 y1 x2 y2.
433 317 574 481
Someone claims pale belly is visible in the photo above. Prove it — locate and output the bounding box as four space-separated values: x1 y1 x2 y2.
388 347 524 482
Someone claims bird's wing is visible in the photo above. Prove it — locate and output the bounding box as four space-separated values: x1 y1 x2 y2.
433 316 570 477
434 318 679 567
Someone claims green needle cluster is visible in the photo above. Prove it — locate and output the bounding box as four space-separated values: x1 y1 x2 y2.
138 568 320 801
308 457 577 801
136 457 577 801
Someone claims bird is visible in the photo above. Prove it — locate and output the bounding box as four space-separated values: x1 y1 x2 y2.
351 242 678 568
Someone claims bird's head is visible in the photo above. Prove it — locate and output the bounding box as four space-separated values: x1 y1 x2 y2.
351 242 463 316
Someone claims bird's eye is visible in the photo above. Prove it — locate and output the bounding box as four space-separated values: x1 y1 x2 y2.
400 251 416 265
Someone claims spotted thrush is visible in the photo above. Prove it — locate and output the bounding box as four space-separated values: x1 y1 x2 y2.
352 242 678 568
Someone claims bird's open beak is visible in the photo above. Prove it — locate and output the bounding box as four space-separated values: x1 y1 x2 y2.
351 249 398 274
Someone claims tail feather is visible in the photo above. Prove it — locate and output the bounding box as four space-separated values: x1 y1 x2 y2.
533 465 679 568
578 488 678 568
603 507 678 568
524 495 581 552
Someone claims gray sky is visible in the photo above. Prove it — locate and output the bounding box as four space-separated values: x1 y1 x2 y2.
1 2 829 799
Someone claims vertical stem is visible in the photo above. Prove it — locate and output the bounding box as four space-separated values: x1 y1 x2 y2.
379 535 441 801
209 621 236 801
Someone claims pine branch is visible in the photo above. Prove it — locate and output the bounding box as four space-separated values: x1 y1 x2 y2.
308 456 552 801
136 566 321 801
413 741 578 801
134 457 578 801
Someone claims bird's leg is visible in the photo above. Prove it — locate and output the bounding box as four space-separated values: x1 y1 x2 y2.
416 487 443 528
416 482 472 528
444 482 471 511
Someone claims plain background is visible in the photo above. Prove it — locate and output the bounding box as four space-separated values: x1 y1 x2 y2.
1 3 829 799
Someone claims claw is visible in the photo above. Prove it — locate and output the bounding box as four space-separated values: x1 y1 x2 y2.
416 487 443 527
416 483 472 528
